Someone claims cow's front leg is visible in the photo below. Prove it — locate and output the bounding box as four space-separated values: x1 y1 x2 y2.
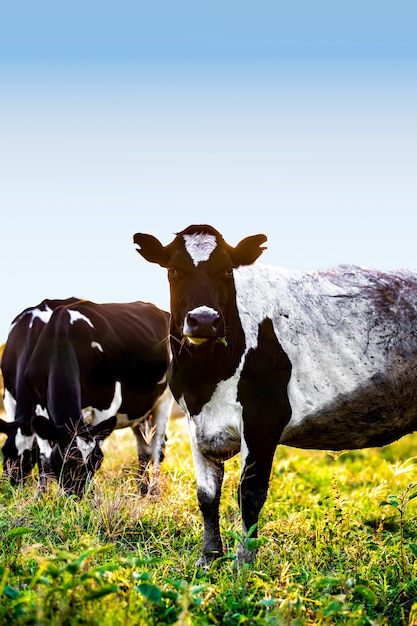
236 439 277 563
196 459 224 567
188 419 224 567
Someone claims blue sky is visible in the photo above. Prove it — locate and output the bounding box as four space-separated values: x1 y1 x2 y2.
1 1 416 340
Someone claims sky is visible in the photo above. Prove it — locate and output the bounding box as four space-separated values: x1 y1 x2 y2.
1 1 416 342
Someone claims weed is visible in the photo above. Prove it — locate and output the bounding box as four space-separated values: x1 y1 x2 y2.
379 482 417 576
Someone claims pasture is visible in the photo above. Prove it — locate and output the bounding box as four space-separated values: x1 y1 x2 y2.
0 406 417 625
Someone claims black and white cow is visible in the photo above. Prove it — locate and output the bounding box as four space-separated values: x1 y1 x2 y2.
0 298 80 484
134 224 417 566
0 298 173 497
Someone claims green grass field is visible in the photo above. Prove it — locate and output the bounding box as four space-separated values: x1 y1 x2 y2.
0 415 416 625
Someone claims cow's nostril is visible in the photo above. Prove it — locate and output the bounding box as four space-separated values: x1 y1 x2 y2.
187 313 200 330
185 307 221 337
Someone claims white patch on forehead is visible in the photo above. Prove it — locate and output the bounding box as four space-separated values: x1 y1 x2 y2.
15 429 36 456
91 341 104 352
68 310 94 327
75 436 96 463
183 233 217 266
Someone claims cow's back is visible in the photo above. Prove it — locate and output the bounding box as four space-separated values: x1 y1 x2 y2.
78 301 169 381
25 300 170 418
2 298 80 415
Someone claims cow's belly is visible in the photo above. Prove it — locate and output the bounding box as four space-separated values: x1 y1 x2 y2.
113 412 150 429
280 327 417 450
187 378 242 462
280 368 417 450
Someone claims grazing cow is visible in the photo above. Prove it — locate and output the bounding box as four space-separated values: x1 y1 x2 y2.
0 298 173 497
0 298 80 484
133 224 417 566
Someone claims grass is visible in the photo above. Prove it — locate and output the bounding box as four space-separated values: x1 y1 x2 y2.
0 416 417 625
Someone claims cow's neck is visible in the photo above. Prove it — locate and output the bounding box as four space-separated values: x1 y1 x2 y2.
170 312 245 417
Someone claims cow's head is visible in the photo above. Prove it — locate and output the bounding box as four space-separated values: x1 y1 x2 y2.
133 225 267 348
32 415 117 497
0 418 37 484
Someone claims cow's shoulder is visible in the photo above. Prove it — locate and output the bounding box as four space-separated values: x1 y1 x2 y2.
238 316 292 444
68 301 169 340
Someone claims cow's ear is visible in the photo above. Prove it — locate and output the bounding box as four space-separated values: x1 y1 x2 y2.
0 419 11 434
33 415 58 441
90 415 117 441
230 234 267 267
133 233 171 267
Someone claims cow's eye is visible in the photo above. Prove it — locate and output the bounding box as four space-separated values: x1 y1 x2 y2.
168 267 179 279
216 267 233 280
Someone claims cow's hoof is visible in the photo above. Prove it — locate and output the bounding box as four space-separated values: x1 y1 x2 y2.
138 479 150 496
148 481 161 499
236 543 257 564
195 551 223 568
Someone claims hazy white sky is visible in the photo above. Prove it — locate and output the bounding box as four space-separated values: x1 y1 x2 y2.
1 2 416 341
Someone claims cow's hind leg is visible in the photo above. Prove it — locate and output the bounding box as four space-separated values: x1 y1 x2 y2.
35 441 55 497
132 388 173 496
131 419 153 495
148 387 173 495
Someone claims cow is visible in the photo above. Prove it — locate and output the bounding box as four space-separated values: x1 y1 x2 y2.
133 224 417 566
0 298 80 484
0 298 173 497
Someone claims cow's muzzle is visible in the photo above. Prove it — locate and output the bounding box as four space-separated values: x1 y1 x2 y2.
183 306 223 345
